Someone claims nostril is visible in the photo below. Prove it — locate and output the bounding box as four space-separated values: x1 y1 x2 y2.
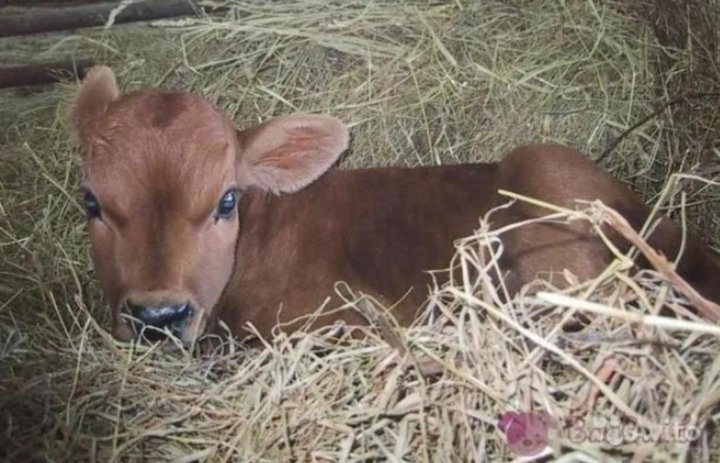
128 301 192 327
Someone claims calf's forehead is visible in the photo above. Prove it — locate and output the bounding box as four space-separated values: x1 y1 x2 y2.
82 91 237 217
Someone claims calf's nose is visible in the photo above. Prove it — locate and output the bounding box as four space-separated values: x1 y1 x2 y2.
128 301 192 329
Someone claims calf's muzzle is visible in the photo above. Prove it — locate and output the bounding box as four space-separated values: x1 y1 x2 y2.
126 300 193 341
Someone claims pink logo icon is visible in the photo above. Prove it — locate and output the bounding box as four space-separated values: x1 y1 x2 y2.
498 410 556 456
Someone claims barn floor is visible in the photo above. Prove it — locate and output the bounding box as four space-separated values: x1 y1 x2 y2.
1 0 719 461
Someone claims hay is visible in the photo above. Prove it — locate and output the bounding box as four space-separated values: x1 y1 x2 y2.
1 0 719 461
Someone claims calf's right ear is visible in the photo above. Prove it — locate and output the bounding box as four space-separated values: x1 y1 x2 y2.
70 65 119 149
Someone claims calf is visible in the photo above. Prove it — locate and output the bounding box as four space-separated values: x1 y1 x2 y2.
70 66 720 345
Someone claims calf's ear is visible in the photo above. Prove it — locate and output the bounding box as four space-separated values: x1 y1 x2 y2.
236 113 349 194
70 65 119 149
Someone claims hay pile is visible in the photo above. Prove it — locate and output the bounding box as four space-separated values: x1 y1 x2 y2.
1 0 719 461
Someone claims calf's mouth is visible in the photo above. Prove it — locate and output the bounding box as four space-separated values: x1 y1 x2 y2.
116 299 209 347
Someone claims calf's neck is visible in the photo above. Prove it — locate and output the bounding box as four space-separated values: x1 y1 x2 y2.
69 66 720 345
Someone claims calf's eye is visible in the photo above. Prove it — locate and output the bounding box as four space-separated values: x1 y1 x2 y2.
216 189 238 219
83 190 102 219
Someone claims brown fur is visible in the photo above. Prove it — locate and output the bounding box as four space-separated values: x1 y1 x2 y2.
70 67 720 345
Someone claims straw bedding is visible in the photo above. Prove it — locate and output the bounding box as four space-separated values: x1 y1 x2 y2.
1 0 719 461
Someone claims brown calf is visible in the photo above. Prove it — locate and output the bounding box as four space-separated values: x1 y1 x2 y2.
70 66 720 345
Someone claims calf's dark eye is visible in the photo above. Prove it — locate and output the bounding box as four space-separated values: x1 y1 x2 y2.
83 190 101 219
216 189 238 219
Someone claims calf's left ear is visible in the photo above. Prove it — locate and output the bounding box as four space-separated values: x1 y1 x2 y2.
236 113 349 194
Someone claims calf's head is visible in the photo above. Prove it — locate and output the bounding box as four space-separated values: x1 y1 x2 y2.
70 66 348 344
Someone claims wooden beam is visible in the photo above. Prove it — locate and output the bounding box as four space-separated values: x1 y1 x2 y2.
0 61 93 89
0 0 200 38
0 0 89 6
